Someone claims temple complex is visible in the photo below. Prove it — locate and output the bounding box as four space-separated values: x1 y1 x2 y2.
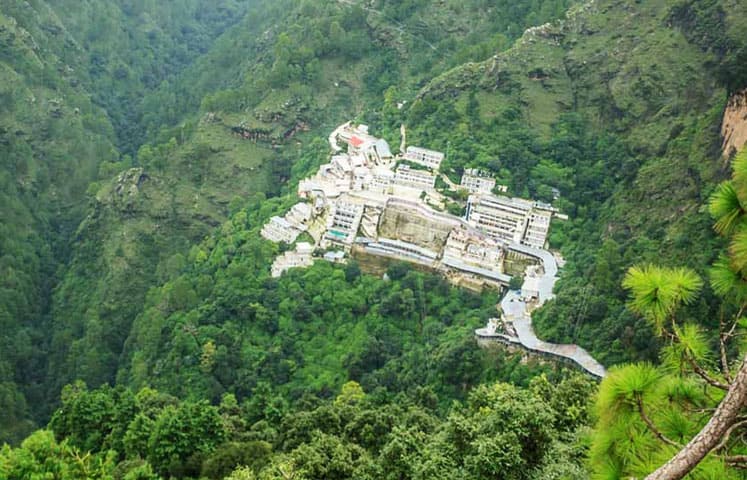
262 121 605 377
264 121 563 283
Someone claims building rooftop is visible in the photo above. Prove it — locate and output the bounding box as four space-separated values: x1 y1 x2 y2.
375 139 393 159
471 193 534 211
270 216 292 228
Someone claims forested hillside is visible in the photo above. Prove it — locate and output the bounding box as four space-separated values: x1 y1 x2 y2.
0 3 119 443
0 0 581 446
43 0 580 416
1 0 747 478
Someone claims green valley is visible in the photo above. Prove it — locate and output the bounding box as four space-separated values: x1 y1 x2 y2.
1 0 747 478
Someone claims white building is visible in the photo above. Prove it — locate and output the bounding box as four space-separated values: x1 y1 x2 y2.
353 166 372 191
521 265 543 300
286 202 313 229
326 197 364 245
523 209 552 249
466 194 532 244
466 194 553 248
370 167 394 194
393 164 436 190
443 227 503 269
331 154 353 176
261 216 301 244
323 250 346 263
271 242 315 277
345 129 393 166
461 168 497 194
404 146 445 170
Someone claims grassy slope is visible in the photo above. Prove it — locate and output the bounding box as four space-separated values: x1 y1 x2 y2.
399 0 737 364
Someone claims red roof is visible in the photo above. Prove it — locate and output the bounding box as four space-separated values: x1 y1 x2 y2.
349 136 365 148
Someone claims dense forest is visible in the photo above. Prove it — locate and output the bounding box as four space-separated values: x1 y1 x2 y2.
1 0 747 478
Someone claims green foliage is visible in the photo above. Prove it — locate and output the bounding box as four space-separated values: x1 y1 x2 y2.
591 148 747 478
0 430 117 479
19 375 593 479
622 265 703 332
2 0 747 476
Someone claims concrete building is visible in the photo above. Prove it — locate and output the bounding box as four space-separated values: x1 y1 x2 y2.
394 164 436 190
404 146 445 170
370 167 394 194
443 226 503 270
466 194 554 249
323 250 346 263
261 216 301 244
286 202 313 229
340 124 393 166
271 242 315 277
460 168 497 194
326 197 364 245
521 265 543 300
331 154 353 176
364 238 439 265
523 209 552 249
353 166 372 191
466 194 533 244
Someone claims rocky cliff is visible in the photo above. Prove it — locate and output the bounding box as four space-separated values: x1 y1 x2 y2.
722 88 747 157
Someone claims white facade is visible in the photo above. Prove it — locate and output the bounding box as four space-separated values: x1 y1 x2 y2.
521 265 543 300
287 202 313 228
466 194 532 244
523 210 551 249
393 164 436 190
466 194 553 248
326 197 364 244
261 216 301 244
461 168 496 194
271 242 315 277
404 146 445 170
443 227 503 269
370 167 394 194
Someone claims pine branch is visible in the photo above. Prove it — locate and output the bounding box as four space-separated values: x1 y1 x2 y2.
637 395 680 448
686 355 730 391
714 419 747 452
719 312 733 382
725 455 747 468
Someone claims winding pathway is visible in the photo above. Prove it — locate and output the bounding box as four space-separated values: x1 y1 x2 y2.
476 243 607 378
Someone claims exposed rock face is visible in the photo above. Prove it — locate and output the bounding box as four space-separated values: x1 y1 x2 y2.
722 88 747 158
378 206 453 251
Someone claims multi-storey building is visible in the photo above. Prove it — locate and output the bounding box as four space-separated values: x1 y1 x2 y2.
393 164 436 190
326 197 364 245
443 227 503 269
523 209 552 249
261 216 301 244
466 194 554 248
404 146 444 170
286 202 313 228
466 194 533 244
370 167 394 194
460 168 497 194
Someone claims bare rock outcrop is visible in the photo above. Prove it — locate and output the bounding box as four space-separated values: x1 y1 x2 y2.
722 88 747 158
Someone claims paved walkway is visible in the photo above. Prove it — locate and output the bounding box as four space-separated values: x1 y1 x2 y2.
476 243 607 378
329 122 350 152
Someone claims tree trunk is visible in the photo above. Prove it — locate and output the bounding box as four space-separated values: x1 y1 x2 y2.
646 353 747 480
